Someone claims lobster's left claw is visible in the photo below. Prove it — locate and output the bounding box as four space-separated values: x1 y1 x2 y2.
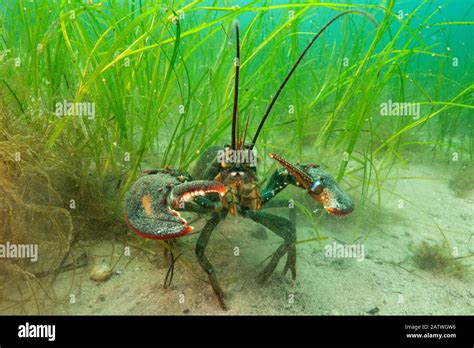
125 171 225 239
270 153 354 216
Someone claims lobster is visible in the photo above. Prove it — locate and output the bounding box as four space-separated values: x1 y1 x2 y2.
125 10 376 310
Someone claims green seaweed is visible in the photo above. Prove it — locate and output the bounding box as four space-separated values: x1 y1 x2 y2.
413 242 469 279
449 164 474 198
0 0 472 260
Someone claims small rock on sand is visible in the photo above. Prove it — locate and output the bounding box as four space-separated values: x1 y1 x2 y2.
90 264 112 282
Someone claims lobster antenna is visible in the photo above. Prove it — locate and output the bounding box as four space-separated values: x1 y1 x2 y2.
249 10 378 150
231 19 240 150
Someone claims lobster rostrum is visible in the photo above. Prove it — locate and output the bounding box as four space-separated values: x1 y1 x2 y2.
125 10 376 310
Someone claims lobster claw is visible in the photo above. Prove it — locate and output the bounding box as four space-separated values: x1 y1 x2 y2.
125 169 226 239
270 153 354 216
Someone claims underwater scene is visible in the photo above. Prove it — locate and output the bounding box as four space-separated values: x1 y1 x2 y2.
0 0 473 315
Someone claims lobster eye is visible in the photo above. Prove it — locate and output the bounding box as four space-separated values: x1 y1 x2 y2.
238 171 245 176
310 177 324 194
230 172 238 177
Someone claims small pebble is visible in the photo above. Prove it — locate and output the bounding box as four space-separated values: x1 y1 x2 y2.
90 264 112 282
366 307 380 315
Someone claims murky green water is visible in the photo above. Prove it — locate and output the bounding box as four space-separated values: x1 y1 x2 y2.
0 0 472 315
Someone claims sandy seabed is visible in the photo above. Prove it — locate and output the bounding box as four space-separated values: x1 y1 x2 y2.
6 162 474 315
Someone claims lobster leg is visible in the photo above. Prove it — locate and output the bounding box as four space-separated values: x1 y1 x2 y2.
260 199 298 278
195 211 228 310
257 168 299 282
283 204 297 277
243 210 296 284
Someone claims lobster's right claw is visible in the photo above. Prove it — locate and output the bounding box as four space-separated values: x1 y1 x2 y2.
302 164 354 216
270 153 354 216
125 171 225 239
